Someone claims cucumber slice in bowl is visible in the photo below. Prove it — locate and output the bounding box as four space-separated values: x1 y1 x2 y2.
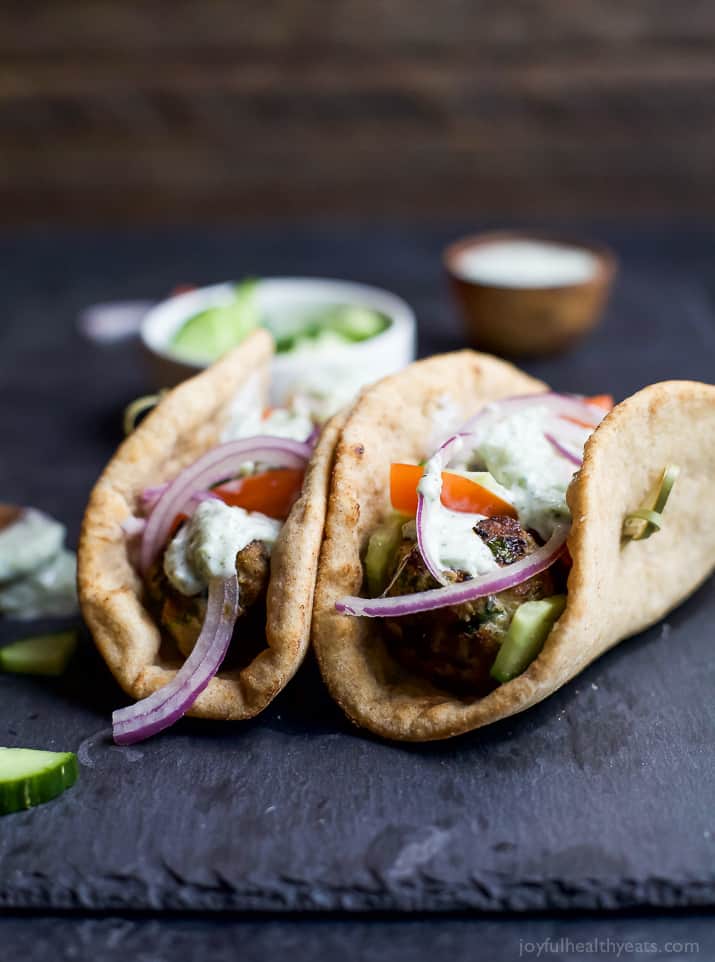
0 748 78 814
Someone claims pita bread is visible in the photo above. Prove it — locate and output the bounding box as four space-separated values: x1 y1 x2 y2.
312 351 715 740
79 329 341 719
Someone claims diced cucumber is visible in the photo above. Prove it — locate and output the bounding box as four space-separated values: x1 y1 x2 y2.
170 280 259 362
452 470 514 506
364 513 408 596
490 595 567 684
0 748 78 815
0 630 77 676
323 305 389 342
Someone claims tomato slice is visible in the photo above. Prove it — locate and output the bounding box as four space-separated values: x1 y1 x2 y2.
213 468 304 520
390 463 516 518
167 512 188 538
586 394 614 411
562 393 614 429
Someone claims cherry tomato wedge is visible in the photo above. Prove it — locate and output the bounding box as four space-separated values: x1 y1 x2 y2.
164 511 189 543
390 463 516 518
213 468 305 520
562 394 614 429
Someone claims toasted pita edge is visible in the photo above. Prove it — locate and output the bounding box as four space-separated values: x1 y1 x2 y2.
312 358 715 740
79 329 340 719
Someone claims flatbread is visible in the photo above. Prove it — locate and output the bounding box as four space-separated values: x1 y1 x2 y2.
79 329 341 719
312 351 715 740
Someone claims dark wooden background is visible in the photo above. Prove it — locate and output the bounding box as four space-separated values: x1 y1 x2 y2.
2 1 715 225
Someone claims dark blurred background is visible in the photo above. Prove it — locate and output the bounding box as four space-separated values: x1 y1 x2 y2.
2 0 715 226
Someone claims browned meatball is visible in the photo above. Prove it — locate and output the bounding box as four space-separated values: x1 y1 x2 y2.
149 539 271 658
235 539 271 609
473 515 533 565
383 516 555 696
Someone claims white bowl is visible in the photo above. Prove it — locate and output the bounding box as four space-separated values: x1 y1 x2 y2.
140 277 416 406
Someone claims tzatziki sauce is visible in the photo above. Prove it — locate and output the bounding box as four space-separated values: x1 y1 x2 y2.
223 404 314 444
0 508 65 583
164 499 281 596
417 448 498 578
475 406 589 539
0 507 78 618
0 549 77 619
454 239 598 289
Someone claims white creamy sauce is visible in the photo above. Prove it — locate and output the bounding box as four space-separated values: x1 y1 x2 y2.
475 407 589 539
224 405 313 444
0 508 78 618
221 399 314 475
288 361 370 423
164 499 281 596
417 446 498 578
413 405 593 577
0 549 78 619
223 373 263 436
0 508 65 583
430 507 498 578
455 240 598 289
427 394 462 450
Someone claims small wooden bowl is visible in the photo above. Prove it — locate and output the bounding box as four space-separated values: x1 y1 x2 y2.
444 231 617 357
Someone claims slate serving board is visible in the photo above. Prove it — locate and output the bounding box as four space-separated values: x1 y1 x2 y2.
0 225 713 914
5 913 715 962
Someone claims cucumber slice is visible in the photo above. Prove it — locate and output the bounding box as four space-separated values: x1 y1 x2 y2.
453 470 514 506
0 748 78 815
491 595 567 684
0 630 77 676
170 280 259 363
364 513 408 596
323 305 389 342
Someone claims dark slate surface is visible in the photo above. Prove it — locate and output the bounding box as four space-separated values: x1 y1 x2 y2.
2 912 714 962
0 224 714 916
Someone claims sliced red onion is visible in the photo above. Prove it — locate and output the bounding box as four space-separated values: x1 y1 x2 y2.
192 490 221 506
336 523 569 618
140 484 218 518
462 391 606 439
415 432 475 587
545 433 583 467
112 574 240 744
139 484 168 514
550 418 591 448
139 436 312 574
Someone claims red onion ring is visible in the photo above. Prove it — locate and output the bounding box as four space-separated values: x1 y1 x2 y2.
415 432 475 586
112 574 240 744
139 484 168 514
139 421 318 516
545 433 583 467
140 486 224 518
139 436 312 574
415 394 594 586
336 523 569 618
462 391 606 439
